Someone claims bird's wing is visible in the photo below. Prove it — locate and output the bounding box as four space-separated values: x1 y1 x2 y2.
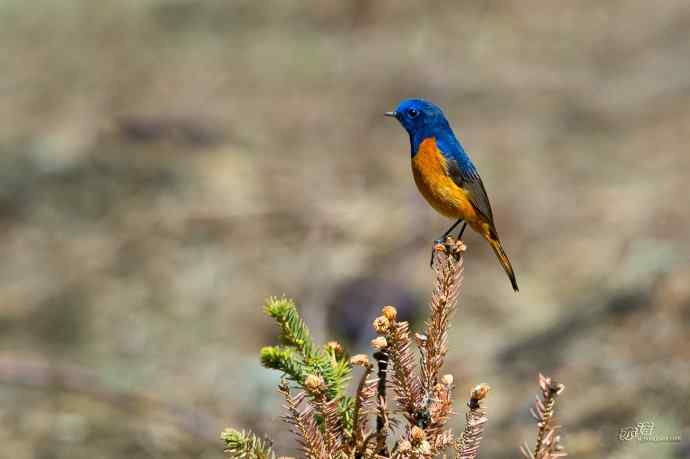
446 159 495 225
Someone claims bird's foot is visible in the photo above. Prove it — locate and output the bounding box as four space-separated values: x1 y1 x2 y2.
429 236 466 268
429 238 449 267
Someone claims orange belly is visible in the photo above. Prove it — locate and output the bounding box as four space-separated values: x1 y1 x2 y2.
411 137 480 225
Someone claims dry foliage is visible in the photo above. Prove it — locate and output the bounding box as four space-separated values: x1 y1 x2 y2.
223 238 568 458
520 374 567 459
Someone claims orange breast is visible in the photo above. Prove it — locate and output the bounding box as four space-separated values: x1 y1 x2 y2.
411 138 479 222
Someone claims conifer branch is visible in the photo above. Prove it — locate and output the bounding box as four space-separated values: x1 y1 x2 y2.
373 349 390 457
350 355 378 457
265 297 315 358
432 429 455 456
413 238 464 455
422 239 464 392
520 374 566 459
278 381 326 459
221 428 275 459
455 383 490 459
374 315 423 423
260 346 306 385
304 374 345 457
224 242 571 459
424 375 456 448
262 298 351 401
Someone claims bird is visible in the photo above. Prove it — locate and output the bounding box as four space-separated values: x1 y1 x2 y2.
385 98 519 292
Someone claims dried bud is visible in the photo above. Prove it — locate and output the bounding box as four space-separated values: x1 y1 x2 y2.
397 440 412 453
370 336 388 350
326 341 344 356
304 374 325 394
382 305 397 321
471 383 491 402
410 426 425 445
433 241 446 253
539 374 565 396
349 354 370 367
372 316 390 333
418 440 432 455
441 374 454 386
434 383 446 394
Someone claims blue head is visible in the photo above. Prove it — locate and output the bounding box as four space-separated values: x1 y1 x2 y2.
385 98 459 156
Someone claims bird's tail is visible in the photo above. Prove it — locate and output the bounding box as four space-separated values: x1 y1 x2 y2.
486 231 519 292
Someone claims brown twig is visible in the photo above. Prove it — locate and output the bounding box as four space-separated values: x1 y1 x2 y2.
279 381 326 459
304 374 343 457
373 350 390 457
422 238 465 393
384 320 423 423
520 374 566 459
424 377 455 449
350 355 378 458
455 383 490 459
415 238 465 453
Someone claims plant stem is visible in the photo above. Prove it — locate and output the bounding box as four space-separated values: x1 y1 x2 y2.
374 350 389 457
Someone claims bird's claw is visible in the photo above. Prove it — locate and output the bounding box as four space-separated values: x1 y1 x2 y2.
429 238 449 267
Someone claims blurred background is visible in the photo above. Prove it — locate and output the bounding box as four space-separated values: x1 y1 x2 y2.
1 1 689 458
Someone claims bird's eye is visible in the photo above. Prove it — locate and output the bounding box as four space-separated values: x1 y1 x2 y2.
407 108 419 118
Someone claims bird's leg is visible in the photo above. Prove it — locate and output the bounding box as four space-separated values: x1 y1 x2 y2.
430 219 463 267
439 219 463 242
456 222 467 240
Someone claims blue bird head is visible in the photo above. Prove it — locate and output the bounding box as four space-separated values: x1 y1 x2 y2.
385 99 449 135
386 98 457 156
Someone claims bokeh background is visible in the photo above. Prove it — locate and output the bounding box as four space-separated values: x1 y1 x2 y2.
1 1 689 458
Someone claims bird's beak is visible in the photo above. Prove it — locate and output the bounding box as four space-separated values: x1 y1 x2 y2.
384 111 397 118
